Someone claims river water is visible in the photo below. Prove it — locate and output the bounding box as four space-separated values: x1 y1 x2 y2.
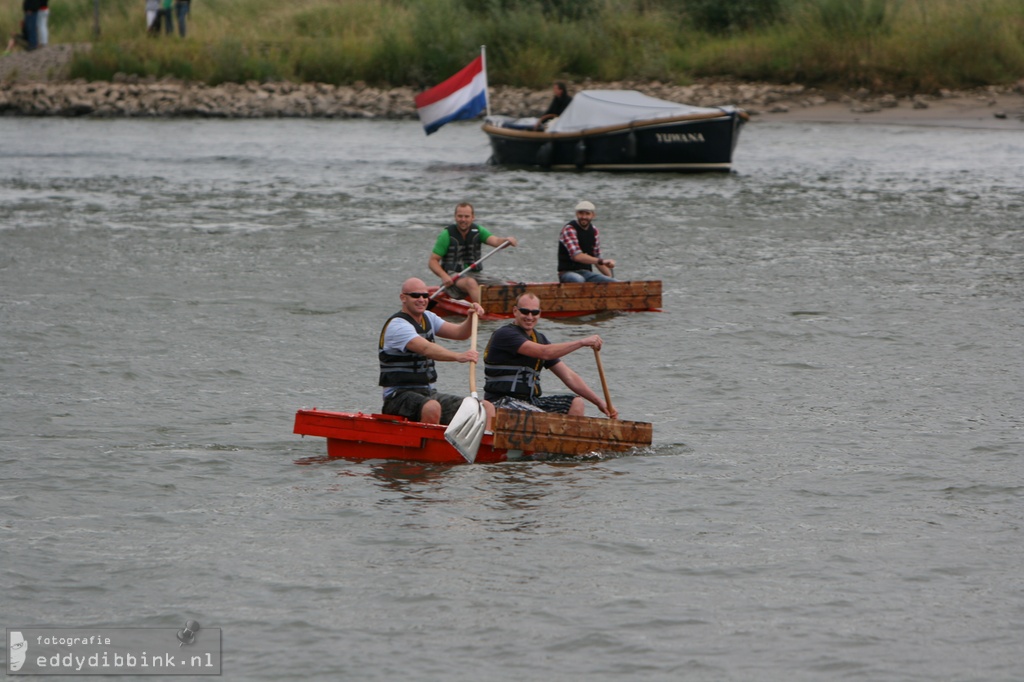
1 116 1022 681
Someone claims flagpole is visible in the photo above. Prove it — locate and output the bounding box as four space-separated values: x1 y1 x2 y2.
481 45 491 118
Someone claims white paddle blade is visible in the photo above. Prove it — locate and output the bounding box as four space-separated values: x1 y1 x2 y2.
445 395 487 463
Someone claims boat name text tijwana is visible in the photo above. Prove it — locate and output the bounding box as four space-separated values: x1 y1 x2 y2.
655 132 705 144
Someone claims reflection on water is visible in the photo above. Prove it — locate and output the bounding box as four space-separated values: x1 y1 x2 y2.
369 460 455 489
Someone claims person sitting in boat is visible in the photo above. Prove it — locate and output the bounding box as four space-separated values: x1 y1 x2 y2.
380 278 496 428
429 202 518 304
483 293 618 419
534 82 573 130
558 200 618 283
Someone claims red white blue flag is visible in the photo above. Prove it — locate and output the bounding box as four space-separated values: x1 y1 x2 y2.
415 51 489 136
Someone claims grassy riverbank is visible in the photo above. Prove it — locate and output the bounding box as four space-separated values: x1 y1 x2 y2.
5 0 1024 91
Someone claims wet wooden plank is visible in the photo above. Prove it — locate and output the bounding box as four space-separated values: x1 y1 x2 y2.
481 281 662 315
493 409 653 456
542 295 661 312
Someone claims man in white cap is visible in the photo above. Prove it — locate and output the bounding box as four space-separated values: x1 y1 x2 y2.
557 200 617 283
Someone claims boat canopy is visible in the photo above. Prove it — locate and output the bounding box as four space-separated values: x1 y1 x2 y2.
547 90 727 133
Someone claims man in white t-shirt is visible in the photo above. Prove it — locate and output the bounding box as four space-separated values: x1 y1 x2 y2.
378 278 495 426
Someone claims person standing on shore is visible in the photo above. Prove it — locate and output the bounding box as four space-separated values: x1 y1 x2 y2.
558 200 618 283
175 0 190 37
36 0 48 47
145 0 159 33
157 0 174 34
22 0 40 50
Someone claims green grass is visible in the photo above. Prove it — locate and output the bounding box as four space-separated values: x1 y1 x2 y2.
4 0 1023 91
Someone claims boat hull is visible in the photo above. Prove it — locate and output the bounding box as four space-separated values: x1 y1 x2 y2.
484 110 746 172
294 409 521 464
293 408 653 463
429 280 662 320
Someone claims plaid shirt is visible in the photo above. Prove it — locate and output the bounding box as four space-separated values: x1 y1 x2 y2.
559 222 601 258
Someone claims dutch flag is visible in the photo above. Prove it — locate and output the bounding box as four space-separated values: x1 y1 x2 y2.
415 50 489 136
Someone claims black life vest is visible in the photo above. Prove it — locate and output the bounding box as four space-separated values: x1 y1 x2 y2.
378 312 439 387
441 224 484 273
557 220 597 273
484 324 546 400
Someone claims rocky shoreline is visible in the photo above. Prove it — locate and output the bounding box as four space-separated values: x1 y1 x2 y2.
2 44 1023 122
5 76 1024 122
0 75 819 119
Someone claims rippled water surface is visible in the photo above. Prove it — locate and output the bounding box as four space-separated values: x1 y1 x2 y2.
2 117 1022 681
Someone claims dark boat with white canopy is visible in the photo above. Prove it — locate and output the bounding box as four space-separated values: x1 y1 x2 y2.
483 90 748 172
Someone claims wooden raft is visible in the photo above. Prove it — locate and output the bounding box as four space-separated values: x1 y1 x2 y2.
480 281 662 316
493 409 653 456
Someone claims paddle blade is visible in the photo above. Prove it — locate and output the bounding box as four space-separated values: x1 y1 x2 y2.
444 395 487 463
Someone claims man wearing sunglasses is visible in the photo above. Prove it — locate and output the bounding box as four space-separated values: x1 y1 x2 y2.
429 202 519 304
558 200 618 283
379 278 495 426
482 293 618 419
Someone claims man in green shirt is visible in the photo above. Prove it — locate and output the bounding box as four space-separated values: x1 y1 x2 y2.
428 202 518 304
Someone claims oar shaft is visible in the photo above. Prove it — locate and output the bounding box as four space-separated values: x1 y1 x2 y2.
469 313 478 393
458 240 510 282
430 240 512 300
594 348 614 415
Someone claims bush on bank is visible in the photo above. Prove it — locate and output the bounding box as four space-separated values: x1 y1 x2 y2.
4 0 1023 91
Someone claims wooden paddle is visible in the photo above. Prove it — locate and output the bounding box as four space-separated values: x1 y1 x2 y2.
444 312 486 462
593 348 614 417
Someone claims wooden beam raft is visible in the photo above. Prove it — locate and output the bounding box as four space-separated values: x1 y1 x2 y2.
493 409 653 456
480 281 662 317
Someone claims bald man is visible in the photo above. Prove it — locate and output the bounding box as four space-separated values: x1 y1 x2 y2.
378 278 495 426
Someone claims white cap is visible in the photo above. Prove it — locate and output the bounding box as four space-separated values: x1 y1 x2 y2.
575 200 595 212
